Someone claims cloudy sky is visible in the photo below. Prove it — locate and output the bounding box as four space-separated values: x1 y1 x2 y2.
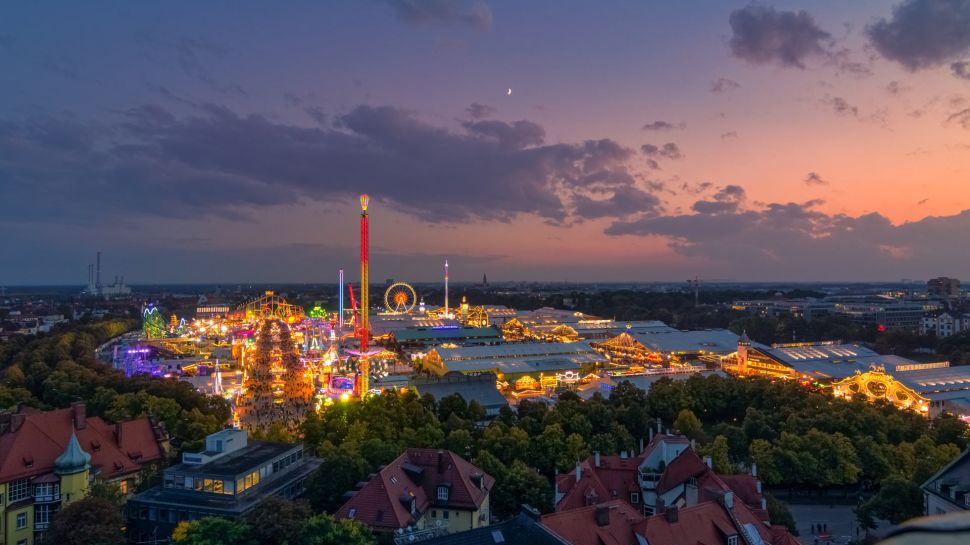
2 0 969 284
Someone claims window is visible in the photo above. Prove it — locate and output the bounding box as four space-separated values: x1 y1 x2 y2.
348 508 356 519
437 485 449 501
9 479 30 502
432 510 437 518
728 535 738 545
17 540 26 545
36 503 52 526
444 510 449 519
630 492 640 504
16 512 27 529
119 480 129 495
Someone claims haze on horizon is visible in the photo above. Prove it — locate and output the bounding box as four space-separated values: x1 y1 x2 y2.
2 0 969 285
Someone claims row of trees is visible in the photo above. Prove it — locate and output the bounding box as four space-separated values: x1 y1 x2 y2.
297 373 968 529
0 320 232 449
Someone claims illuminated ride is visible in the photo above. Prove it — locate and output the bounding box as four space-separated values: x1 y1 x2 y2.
831 365 929 414
142 304 166 340
384 282 417 314
240 291 306 321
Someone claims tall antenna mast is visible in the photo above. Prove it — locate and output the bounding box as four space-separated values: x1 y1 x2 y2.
445 259 449 317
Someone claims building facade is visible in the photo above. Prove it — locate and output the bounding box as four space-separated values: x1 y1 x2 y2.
127 429 320 544
0 403 167 545
922 448 970 515
336 449 493 537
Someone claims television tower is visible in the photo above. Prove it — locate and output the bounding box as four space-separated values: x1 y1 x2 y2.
359 194 370 397
444 259 449 317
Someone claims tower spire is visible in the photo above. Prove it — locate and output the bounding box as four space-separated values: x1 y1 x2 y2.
359 194 370 397
445 259 449 318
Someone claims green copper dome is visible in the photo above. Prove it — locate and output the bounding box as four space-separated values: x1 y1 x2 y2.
54 432 91 475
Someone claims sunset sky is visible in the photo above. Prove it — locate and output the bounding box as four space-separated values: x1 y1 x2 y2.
2 0 969 284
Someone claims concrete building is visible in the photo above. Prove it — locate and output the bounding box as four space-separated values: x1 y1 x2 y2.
411 373 508 417
834 300 928 330
928 277 961 298
921 312 970 338
126 429 320 543
423 342 607 387
922 448 970 515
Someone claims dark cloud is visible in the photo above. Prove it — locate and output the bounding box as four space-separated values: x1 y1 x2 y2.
0 103 656 226
175 40 248 97
917 198 929 205
571 184 663 220
283 93 303 106
710 77 741 93
804 171 828 186
823 95 859 117
465 102 496 119
867 0 970 70
885 80 909 94
728 5 831 68
690 185 746 215
645 159 661 171
641 120 685 131
953 61 970 80
681 182 714 194
384 0 493 30
720 131 739 140
606 193 970 280
641 142 683 160
947 107 970 128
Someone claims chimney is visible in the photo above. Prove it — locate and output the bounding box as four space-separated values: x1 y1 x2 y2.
656 417 662 435
116 422 124 446
703 455 712 469
649 428 654 441
750 463 757 477
576 460 582 483
437 450 445 474
595 505 610 527
594 451 601 467
521 504 541 521
690 438 696 450
71 402 87 430
620 450 629 459
722 491 734 509
665 504 679 523
639 438 644 453
761 497 767 510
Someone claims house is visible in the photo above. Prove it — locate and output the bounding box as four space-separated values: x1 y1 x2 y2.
336 449 494 536
0 402 167 545
126 429 321 543
542 495 800 545
922 448 970 515
554 431 768 521
418 505 568 545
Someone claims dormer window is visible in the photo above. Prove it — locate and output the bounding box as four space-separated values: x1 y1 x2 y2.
437 485 450 501
728 535 739 545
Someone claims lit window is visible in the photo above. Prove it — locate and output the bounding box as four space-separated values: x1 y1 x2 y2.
16 512 27 529
119 480 129 495
437 485 449 501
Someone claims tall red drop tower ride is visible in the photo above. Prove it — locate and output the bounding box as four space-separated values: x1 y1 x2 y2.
358 194 370 397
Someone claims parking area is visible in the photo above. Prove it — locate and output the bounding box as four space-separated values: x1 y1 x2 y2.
786 503 890 543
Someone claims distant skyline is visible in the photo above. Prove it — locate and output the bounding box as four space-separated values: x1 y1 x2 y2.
2 1 970 284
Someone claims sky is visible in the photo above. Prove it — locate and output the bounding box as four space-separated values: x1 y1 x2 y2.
1 0 970 284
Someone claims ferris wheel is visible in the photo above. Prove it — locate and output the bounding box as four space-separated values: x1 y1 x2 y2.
384 282 418 314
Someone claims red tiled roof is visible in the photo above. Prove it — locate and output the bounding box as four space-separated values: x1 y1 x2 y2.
336 448 494 531
0 404 165 483
542 498 801 545
656 448 710 494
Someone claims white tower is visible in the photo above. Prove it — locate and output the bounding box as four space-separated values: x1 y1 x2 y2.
444 259 449 318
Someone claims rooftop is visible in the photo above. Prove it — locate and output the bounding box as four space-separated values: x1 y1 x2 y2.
167 441 297 478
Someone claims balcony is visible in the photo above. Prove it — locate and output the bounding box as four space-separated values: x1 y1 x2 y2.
34 493 61 503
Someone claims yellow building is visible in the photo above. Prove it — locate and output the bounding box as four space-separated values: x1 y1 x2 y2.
0 403 168 544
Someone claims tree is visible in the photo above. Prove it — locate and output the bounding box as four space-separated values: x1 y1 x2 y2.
699 435 732 474
673 409 703 440
859 477 923 524
765 493 798 536
304 450 369 512
44 497 125 545
172 517 256 545
297 514 375 545
244 496 312 545
748 439 782 486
